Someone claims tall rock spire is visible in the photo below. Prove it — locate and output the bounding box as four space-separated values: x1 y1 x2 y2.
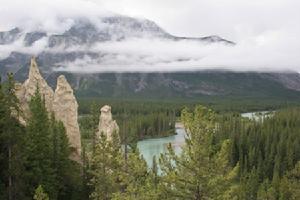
53 75 82 162
28 56 41 80
16 58 82 163
97 105 119 141
17 57 54 116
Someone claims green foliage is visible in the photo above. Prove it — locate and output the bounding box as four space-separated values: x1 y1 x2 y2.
24 86 83 200
33 185 49 200
214 107 300 199
112 149 158 200
24 88 57 198
0 74 26 200
159 105 236 199
2 72 300 200
89 131 122 200
89 127 160 200
79 100 177 152
159 105 300 200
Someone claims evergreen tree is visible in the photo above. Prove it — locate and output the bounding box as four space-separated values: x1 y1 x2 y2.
49 115 72 199
90 102 99 154
0 74 26 200
257 180 276 200
33 185 49 200
159 106 234 199
24 87 56 198
89 131 122 200
112 148 158 200
278 161 300 200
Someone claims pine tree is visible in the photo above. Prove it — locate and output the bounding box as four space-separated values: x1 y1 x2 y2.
257 180 276 200
0 74 26 200
278 161 300 200
90 102 99 154
112 148 157 200
24 87 56 198
33 185 49 200
49 114 72 199
159 105 233 199
89 131 122 200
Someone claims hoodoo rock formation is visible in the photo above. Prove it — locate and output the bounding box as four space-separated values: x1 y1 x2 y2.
97 105 119 141
16 57 82 162
53 75 82 161
16 57 54 116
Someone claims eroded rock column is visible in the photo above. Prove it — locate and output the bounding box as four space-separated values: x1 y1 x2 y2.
97 105 119 141
16 57 54 120
53 75 82 162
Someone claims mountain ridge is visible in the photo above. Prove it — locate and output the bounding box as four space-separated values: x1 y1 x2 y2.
1 14 300 101
0 15 235 48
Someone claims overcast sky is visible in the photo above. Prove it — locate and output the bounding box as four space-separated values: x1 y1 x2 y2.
94 0 300 41
0 0 299 72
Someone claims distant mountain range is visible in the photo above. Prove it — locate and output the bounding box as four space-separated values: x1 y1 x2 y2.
0 15 235 47
0 14 234 77
1 14 300 101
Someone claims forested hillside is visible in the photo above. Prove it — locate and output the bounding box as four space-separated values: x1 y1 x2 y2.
1 74 300 199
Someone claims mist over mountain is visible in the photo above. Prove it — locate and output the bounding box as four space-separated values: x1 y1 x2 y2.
0 10 300 101
0 14 235 75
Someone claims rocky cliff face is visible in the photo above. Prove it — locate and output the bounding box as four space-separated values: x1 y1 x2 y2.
16 58 81 162
97 105 119 141
53 75 82 162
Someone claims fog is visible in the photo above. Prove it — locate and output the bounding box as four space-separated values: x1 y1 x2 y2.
0 0 299 72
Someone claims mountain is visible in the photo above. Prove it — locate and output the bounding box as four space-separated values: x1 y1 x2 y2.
0 14 235 78
8 61 300 102
0 14 300 102
0 16 234 48
2 53 300 101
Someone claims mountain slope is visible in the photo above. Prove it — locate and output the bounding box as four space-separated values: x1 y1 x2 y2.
1 14 300 102
1 53 300 101
13 65 300 101
0 14 235 79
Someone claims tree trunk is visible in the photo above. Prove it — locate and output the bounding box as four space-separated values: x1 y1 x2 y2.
8 145 12 200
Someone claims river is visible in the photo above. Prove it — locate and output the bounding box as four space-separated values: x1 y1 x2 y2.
241 110 274 121
137 122 186 167
137 111 274 168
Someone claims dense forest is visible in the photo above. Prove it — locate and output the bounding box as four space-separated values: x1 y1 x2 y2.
78 97 297 115
1 75 300 199
79 100 177 151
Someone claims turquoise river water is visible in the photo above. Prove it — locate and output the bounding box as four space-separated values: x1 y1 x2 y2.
137 111 273 167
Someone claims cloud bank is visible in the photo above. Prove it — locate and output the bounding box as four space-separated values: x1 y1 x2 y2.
0 0 299 72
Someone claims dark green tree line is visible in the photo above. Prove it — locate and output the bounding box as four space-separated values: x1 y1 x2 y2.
0 75 84 200
0 74 26 200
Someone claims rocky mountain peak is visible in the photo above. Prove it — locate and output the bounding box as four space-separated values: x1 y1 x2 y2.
0 14 235 78
0 27 21 45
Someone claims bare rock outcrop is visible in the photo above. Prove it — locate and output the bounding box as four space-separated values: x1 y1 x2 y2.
53 75 82 162
16 57 54 119
97 105 119 140
16 57 82 163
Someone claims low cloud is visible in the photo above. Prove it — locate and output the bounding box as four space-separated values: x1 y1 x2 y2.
56 30 300 72
0 37 49 60
0 0 300 73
